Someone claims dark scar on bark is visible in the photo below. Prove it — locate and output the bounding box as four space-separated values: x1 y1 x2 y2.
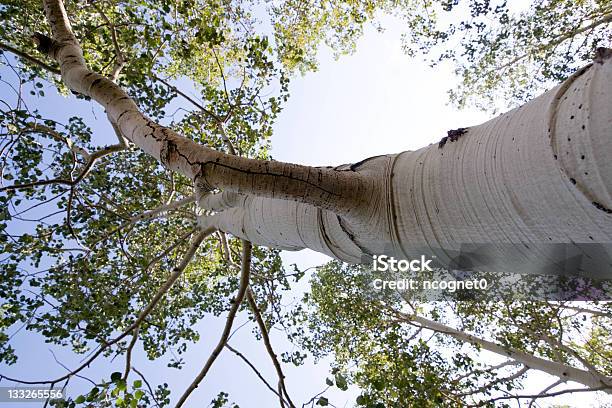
594 47 612 64
592 201 612 214
90 78 103 88
69 90 91 101
349 154 386 171
438 127 469 149
31 33 56 55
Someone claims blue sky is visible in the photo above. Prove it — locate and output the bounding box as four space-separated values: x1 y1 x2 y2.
1 8 608 408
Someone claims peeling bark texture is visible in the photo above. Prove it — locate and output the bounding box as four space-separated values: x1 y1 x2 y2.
42 0 612 273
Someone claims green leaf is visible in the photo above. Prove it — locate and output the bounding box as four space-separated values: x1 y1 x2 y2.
116 379 127 391
335 373 348 391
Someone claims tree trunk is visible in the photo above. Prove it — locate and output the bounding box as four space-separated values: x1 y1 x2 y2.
41 0 612 273
199 59 612 274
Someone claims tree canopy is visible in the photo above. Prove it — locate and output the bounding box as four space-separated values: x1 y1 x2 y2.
1 0 611 407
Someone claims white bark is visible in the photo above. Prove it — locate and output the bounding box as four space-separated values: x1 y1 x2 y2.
401 313 612 392
38 0 612 399
39 0 375 217
41 0 612 272
200 59 612 271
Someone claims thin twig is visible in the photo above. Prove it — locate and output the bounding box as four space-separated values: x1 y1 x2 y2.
132 367 162 408
0 140 125 192
89 2 125 81
528 379 564 408
152 74 221 122
225 343 284 401
469 385 610 407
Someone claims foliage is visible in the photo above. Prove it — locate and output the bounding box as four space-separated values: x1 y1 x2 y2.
0 0 293 402
1 0 612 406
400 0 612 110
288 261 612 406
272 0 612 110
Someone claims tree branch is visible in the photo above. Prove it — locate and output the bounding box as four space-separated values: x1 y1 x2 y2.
482 11 612 78
0 41 61 74
91 196 196 248
122 325 139 380
0 126 126 193
89 2 125 81
175 240 253 408
247 289 296 408
38 0 376 216
528 379 564 408
469 385 610 407
455 366 529 398
395 311 612 392
225 343 284 401
0 227 213 385
152 74 221 123
132 367 162 408
22 121 90 159
560 304 610 318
